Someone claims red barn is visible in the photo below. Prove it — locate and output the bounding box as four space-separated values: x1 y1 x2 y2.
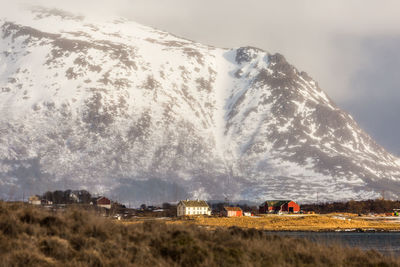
96 196 112 209
223 206 243 217
259 200 300 214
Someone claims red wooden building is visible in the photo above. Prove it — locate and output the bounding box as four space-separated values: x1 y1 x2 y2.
223 206 243 217
259 200 300 214
96 196 112 209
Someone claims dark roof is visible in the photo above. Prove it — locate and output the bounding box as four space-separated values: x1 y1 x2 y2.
179 200 209 207
263 200 293 207
224 206 242 211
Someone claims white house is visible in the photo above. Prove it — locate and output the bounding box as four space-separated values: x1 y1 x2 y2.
28 195 41 205
177 200 211 216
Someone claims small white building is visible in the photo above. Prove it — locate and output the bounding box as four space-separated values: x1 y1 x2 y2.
177 200 211 216
41 199 53 205
28 195 41 205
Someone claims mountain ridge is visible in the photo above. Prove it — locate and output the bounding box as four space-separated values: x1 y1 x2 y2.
1 7 400 204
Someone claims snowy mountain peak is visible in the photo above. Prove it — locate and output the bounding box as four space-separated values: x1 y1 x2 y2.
1 7 400 204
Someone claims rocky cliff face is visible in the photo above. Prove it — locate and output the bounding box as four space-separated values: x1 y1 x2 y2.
1 7 400 204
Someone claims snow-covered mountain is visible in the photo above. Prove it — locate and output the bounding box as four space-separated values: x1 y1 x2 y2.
1 7 400 204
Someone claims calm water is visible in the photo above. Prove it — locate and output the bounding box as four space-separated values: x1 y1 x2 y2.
267 232 400 255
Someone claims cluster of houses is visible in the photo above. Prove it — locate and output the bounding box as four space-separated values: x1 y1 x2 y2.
29 194 113 209
177 199 300 217
28 192 301 218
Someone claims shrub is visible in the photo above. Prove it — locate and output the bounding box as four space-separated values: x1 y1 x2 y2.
0 217 20 237
2 250 54 267
39 236 73 260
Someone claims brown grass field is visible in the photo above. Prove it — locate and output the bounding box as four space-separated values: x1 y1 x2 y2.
2 202 400 266
162 214 400 231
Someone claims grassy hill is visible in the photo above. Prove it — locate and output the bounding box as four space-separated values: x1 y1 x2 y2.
0 201 398 266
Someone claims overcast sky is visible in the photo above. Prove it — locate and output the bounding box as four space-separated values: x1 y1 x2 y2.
4 0 400 156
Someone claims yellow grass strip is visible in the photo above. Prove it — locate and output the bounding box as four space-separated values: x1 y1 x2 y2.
166 214 400 231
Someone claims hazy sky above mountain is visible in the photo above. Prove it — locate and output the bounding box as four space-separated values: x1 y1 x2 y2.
3 0 400 155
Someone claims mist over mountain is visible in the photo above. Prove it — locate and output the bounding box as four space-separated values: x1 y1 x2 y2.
1 7 400 204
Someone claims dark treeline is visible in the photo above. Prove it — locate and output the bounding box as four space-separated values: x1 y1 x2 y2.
41 190 92 204
302 199 400 214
